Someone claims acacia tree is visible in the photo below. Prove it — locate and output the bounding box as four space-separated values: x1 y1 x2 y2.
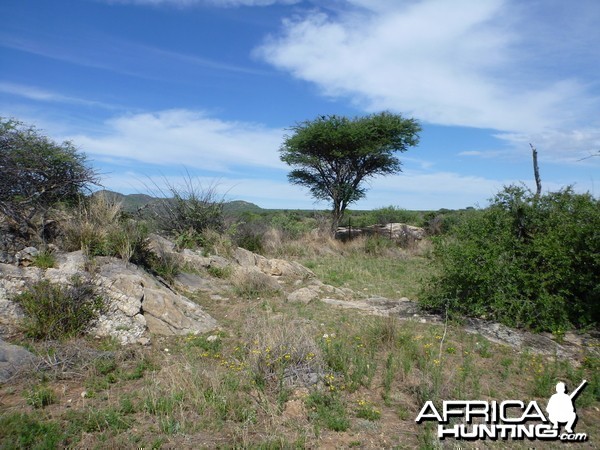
280 112 421 232
0 118 98 235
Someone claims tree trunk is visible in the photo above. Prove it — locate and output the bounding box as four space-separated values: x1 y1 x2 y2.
331 201 344 235
530 143 542 196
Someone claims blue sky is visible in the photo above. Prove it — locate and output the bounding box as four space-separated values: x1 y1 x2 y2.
1 0 599 210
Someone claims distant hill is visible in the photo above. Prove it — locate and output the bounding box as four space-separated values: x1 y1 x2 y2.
223 200 263 214
93 190 262 215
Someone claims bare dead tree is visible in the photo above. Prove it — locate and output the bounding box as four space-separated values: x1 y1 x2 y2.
577 150 600 161
530 143 542 197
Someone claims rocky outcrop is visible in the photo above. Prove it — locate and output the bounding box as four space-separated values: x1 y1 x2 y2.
233 247 315 279
336 222 426 241
94 258 217 344
142 286 217 335
0 251 218 345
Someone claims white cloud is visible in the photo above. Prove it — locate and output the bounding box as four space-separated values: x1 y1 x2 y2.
62 108 594 210
67 109 286 172
256 0 599 138
496 129 600 165
0 81 118 109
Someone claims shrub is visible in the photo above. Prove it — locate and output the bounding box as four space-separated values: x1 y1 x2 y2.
0 118 98 235
13 277 105 339
146 248 180 283
369 205 421 226
305 391 349 431
231 220 269 253
244 318 324 392
150 175 225 239
421 185 600 331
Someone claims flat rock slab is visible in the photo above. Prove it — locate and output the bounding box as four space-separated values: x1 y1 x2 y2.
174 272 227 294
320 297 424 318
319 297 598 362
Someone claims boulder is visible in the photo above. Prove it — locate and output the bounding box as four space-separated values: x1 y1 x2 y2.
336 223 425 241
179 249 211 270
0 338 38 382
287 286 320 304
14 247 38 267
95 257 217 343
147 233 176 254
234 247 261 268
0 263 41 329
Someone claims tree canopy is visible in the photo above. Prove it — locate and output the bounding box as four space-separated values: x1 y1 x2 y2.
279 112 421 231
0 118 98 234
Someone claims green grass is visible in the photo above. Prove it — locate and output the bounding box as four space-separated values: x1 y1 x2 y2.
0 413 66 449
24 384 56 409
305 391 350 432
32 249 56 269
300 253 432 299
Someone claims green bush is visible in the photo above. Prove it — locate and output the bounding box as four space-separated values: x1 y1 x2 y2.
305 391 349 431
420 186 599 331
231 220 268 253
0 118 98 236
13 277 105 339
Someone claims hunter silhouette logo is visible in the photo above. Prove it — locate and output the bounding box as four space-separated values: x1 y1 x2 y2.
416 380 589 442
547 380 587 434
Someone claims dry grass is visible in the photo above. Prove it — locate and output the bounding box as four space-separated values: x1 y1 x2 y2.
61 194 122 251
232 268 282 299
243 316 325 391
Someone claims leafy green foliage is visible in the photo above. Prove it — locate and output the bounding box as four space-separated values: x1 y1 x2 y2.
421 185 600 331
12 277 105 340
0 118 98 234
280 112 420 230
